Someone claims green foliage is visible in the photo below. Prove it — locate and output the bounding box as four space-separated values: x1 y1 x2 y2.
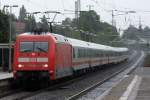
0 11 9 43
18 5 36 32
123 25 150 41
62 18 72 25
78 11 101 33
19 5 27 22
144 54 150 67
123 25 140 40
39 15 49 32
54 10 120 45
25 15 36 32
0 5 120 46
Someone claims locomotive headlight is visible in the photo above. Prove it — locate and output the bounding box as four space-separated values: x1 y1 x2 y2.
43 64 48 68
18 64 23 68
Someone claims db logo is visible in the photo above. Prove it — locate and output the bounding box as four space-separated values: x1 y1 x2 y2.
32 53 36 56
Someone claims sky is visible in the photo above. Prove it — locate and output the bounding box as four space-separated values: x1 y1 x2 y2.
1 0 150 33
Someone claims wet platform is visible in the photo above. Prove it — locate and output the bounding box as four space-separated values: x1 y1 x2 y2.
0 71 13 80
97 67 150 100
0 71 13 87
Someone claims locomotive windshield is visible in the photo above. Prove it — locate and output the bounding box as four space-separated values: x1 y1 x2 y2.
20 41 48 52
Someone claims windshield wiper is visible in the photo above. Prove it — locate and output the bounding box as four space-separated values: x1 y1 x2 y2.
36 47 47 53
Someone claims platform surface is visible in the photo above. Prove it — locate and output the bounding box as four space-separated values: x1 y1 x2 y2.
0 71 13 80
97 67 150 100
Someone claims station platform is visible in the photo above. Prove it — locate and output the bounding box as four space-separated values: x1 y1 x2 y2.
97 67 150 100
0 71 13 80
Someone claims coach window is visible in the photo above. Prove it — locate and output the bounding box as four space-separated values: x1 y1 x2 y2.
86 49 88 57
83 48 86 58
87 49 89 57
73 48 75 59
96 50 98 57
90 49 92 57
100 51 102 57
82 49 84 58
103 51 106 57
80 49 83 58
93 50 95 57
95 50 97 57
102 51 104 57
78 49 80 58
83 49 85 58
91 50 93 57
99 51 101 57
80 49 82 58
84 49 86 57
94 50 96 57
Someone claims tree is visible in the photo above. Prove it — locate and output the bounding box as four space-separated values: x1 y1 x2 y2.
25 15 36 32
39 15 49 32
53 10 120 45
62 18 72 25
19 5 27 22
123 25 140 40
78 10 101 33
0 11 9 43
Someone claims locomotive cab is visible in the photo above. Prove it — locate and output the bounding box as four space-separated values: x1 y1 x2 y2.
13 33 55 80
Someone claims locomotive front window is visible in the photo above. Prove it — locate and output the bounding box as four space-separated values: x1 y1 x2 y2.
20 42 33 52
34 42 48 52
19 41 48 52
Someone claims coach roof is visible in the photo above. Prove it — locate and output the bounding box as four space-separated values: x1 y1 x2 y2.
18 32 128 52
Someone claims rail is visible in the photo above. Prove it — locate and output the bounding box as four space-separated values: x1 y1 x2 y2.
67 51 144 100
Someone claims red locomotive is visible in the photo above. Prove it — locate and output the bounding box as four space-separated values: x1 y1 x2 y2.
13 32 128 81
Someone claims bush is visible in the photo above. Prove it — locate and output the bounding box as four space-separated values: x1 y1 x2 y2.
144 54 150 67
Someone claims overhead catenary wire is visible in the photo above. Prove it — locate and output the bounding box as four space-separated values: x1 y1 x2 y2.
24 0 46 10
90 0 150 14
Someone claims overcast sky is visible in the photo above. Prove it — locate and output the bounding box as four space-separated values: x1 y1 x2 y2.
1 0 150 32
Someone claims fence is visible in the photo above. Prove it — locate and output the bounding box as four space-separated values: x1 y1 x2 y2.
0 44 13 71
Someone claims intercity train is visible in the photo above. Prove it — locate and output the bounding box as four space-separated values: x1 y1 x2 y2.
13 32 128 81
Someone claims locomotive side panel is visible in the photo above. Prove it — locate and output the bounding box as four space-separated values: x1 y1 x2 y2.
54 43 73 79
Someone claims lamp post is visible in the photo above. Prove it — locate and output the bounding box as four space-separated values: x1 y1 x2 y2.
4 5 18 72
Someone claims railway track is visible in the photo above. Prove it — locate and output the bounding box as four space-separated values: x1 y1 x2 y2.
68 51 144 100
0 51 142 100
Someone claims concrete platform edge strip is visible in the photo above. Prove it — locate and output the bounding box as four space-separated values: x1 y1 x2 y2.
96 51 145 100
128 76 142 100
119 51 144 100
0 73 13 80
119 75 139 100
95 75 126 100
